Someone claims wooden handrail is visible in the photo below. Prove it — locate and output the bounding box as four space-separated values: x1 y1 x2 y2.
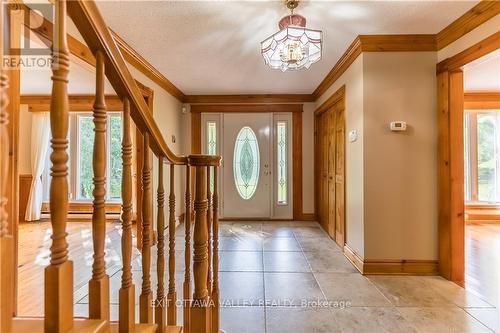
66 1 187 165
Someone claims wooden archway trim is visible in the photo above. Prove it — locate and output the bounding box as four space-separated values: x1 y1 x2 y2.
437 32 500 285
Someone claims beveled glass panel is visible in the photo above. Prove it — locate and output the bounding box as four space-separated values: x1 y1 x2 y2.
233 126 260 200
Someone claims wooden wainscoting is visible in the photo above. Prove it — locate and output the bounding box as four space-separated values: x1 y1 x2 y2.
344 245 439 275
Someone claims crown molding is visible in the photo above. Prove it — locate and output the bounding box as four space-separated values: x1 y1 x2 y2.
19 1 499 105
436 1 500 50
185 94 314 104
190 104 303 113
110 30 186 102
19 3 185 102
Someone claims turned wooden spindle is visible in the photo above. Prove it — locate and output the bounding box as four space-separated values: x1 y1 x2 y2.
167 164 177 326
211 166 220 333
0 4 13 329
45 0 74 331
189 157 210 333
183 165 192 333
140 133 153 323
155 158 166 333
206 166 212 297
119 98 135 332
89 50 110 321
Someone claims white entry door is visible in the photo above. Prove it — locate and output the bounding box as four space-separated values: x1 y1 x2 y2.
223 113 271 218
201 112 293 219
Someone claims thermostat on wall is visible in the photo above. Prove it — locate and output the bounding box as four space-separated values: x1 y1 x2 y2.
390 121 407 131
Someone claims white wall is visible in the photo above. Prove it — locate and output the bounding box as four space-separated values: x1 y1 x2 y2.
316 55 365 258
363 52 438 260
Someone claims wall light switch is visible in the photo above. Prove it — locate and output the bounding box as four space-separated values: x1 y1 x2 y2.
348 130 358 142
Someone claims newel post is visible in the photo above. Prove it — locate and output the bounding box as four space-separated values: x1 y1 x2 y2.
0 2 13 329
45 0 74 331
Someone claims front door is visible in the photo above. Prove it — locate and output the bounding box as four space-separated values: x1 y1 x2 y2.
223 113 271 218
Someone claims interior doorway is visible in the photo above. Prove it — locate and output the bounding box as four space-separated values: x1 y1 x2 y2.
462 49 500 307
437 33 499 289
314 87 346 247
201 112 293 220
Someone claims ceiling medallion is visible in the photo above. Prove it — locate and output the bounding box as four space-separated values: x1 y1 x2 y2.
261 0 322 72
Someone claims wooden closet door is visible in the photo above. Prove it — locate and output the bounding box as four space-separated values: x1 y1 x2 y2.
335 108 345 246
327 110 336 238
321 113 329 228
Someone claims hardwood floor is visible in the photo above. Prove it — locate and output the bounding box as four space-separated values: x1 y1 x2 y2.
17 221 138 317
465 222 500 307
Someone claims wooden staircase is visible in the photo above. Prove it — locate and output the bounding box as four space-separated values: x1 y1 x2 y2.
0 1 221 332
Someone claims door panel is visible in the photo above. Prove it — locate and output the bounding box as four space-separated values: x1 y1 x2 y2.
328 110 336 238
335 109 345 246
223 113 271 218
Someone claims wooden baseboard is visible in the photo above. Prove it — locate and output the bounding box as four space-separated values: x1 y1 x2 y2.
343 244 439 275
299 213 317 221
343 244 364 273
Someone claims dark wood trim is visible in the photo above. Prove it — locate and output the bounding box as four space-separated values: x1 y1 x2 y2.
436 1 500 50
292 112 303 220
185 94 314 104
437 32 500 73
464 91 500 109
190 104 304 114
300 213 316 221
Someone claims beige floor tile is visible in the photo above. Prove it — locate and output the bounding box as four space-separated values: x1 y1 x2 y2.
263 237 302 251
219 222 263 237
368 276 454 307
261 224 295 238
293 226 329 238
263 251 311 272
465 307 500 333
219 272 264 305
266 307 341 333
296 236 342 252
399 307 492 332
333 307 418 333
304 251 357 273
264 272 325 306
220 306 265 333
219 236 263 251
315 273 392 306
423 276 494 308
219 251 263 272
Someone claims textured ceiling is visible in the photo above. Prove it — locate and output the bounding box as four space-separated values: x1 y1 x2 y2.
94 1 478 95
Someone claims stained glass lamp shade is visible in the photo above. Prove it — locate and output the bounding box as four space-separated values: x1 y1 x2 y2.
261 13 322 72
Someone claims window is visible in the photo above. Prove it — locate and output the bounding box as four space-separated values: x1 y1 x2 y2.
206 121 217 192
464 110 500 203
233 126 260 200
43 112 123 202
276 121 287 205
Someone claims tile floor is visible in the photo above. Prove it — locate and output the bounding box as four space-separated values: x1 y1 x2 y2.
20 220 499 332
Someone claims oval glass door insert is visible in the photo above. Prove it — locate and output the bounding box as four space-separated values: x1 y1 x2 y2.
233 126 260 200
